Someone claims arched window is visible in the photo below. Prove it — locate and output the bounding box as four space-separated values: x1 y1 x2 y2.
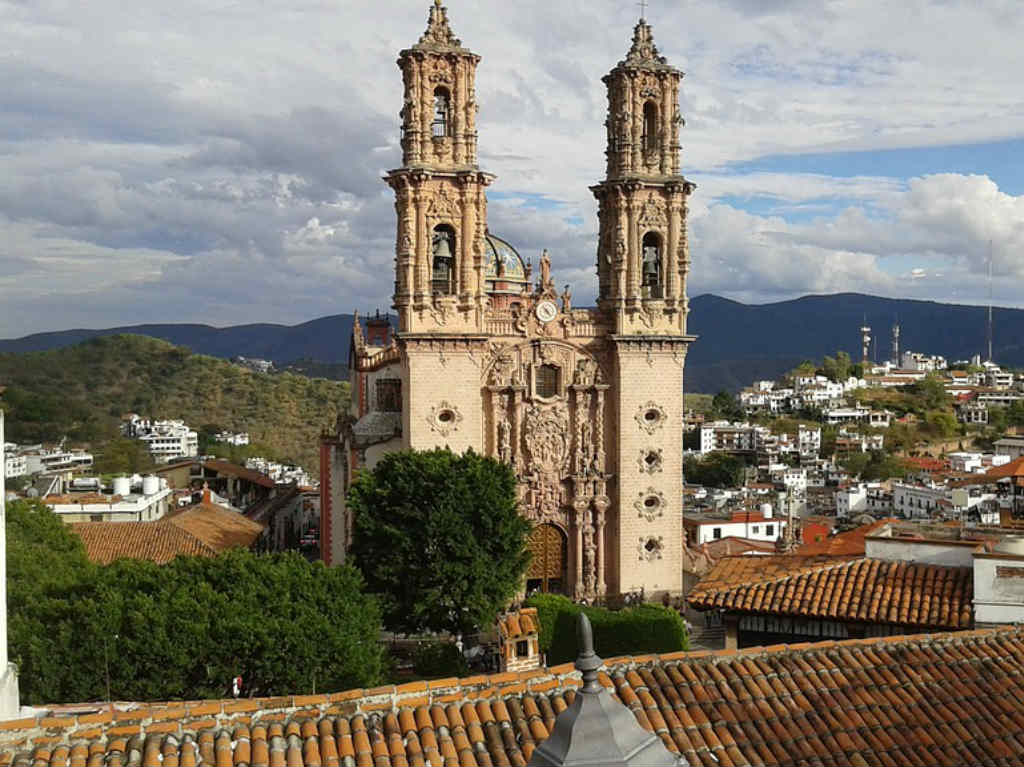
643 101 659 152
432 87 451 138
432 225 455 295
642 231 663 298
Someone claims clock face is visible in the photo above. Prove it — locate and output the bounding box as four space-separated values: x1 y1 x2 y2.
536 300 558 323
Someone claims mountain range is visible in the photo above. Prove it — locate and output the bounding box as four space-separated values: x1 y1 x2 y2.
2 293 1020 392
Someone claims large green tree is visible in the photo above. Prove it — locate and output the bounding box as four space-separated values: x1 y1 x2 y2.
6 499 384 703
348 448 531 635
684 452 745 488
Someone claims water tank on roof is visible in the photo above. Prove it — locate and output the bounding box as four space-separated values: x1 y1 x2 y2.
761 503 773 519
142 475 159 496
113 476 131 497
130 473 143 488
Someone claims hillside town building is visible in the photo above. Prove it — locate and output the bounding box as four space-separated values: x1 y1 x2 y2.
123 415 199 462
322 4 695 600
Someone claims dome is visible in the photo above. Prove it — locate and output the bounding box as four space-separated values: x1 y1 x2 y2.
484 234 527 283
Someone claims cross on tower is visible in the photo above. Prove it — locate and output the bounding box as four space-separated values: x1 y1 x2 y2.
638 0 648 19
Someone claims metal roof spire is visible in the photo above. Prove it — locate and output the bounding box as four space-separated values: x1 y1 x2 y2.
528 613 686 766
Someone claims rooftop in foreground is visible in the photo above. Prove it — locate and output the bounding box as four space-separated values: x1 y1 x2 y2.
4 627 1024 766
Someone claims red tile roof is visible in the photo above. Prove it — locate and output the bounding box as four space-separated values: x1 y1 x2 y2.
688 555 973 629
201 459 276 488
5 628 1024 766
798 519 895 556
71 503 264 565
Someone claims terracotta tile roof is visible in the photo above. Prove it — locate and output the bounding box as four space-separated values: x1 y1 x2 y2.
6 628 1024 766
688 555 973 629
201 459 276 488
798 519 895 556
71 504 264 565
70 522 216 564
986 456 1024 479
498 608 539 640
162 502 265 551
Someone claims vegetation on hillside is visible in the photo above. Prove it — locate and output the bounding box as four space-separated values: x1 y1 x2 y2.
7 499 384 703
349 448 531 636
0 335 349 474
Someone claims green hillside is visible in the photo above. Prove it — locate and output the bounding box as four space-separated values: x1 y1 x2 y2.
0 335 349 474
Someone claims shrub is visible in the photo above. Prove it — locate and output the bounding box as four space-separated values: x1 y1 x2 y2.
526 594 688 665
412 641 468 679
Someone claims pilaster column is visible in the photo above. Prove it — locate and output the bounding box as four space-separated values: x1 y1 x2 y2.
573 499 587 597
666 191 681 303
414 184 429 304
594 496 609 596
459 180 473 300
626 190 640 300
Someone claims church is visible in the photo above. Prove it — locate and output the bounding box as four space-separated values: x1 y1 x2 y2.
321 0 695 602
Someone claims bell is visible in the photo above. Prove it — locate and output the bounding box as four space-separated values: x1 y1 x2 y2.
434 233 452 259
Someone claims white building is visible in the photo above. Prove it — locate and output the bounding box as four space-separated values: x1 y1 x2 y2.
124 416 199 462
2 446 25 479
43 475 172 523
947 452 1011 474
700 421 761 455
22 446 93 474
244 457 313 487
685 509 787 546
995 438 1024 461
216 432 251 446
900 351 947 372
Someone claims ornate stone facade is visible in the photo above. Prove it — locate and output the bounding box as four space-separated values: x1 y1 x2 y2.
321 2 695 601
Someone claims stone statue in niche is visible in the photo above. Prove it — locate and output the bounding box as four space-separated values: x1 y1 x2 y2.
539 250 553 292
498 418 512 464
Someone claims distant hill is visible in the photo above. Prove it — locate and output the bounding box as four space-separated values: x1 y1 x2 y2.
2 293 1020 392
0 335 350 473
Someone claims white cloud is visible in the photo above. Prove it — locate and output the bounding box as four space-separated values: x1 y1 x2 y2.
0 0 1023 336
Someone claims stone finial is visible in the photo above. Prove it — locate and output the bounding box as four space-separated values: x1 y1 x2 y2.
576 613 602 692
418 0 461 48
623 19 667 67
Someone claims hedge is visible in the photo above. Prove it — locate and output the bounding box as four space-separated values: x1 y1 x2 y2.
525 594 689 665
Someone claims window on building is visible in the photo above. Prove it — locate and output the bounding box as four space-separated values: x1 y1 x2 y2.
90 514 104 522
712 527 722 540
642 101 659 152
641 231 663 298
376 379 402 413
752 526 759 534
515 640 529 657
766 524 775 537
432 87 451 137
536 364 560 399
432 225 455 295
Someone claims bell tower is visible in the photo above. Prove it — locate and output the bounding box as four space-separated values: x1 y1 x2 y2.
385 0 493 335
592 18 694 336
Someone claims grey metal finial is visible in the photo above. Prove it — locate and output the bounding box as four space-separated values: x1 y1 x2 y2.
575 613 603 693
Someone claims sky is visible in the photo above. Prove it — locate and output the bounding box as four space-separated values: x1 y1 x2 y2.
1 0 1023 338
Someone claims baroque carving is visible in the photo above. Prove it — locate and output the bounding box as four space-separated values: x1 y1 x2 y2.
638 536 664 562
638 198 668 229
427 187 459 221
426 401 462 437
636 401 668 434
638 448 664 474
635 487 666 522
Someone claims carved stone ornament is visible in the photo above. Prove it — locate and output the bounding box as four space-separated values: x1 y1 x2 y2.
635 401 667 434
426 401 463 437
635 487 666 522
637 198 668 229
638 536 665 562
418 1 461 48
623 19 668 68
427 187 459 221
638 448 663 474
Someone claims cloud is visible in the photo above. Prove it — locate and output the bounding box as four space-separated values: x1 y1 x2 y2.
0 0 1023 336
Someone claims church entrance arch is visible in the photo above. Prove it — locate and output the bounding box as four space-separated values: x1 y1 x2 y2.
526 523 567 595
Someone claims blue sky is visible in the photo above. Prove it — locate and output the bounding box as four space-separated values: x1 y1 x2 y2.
0 0 1022 336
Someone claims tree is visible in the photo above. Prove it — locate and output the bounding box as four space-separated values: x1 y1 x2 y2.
684 452 745 488
94 437 155 475
348 448 531 635
6 500 385 703
711 390 743 421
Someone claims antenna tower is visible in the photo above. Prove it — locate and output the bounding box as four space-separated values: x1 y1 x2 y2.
987 240 994 362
